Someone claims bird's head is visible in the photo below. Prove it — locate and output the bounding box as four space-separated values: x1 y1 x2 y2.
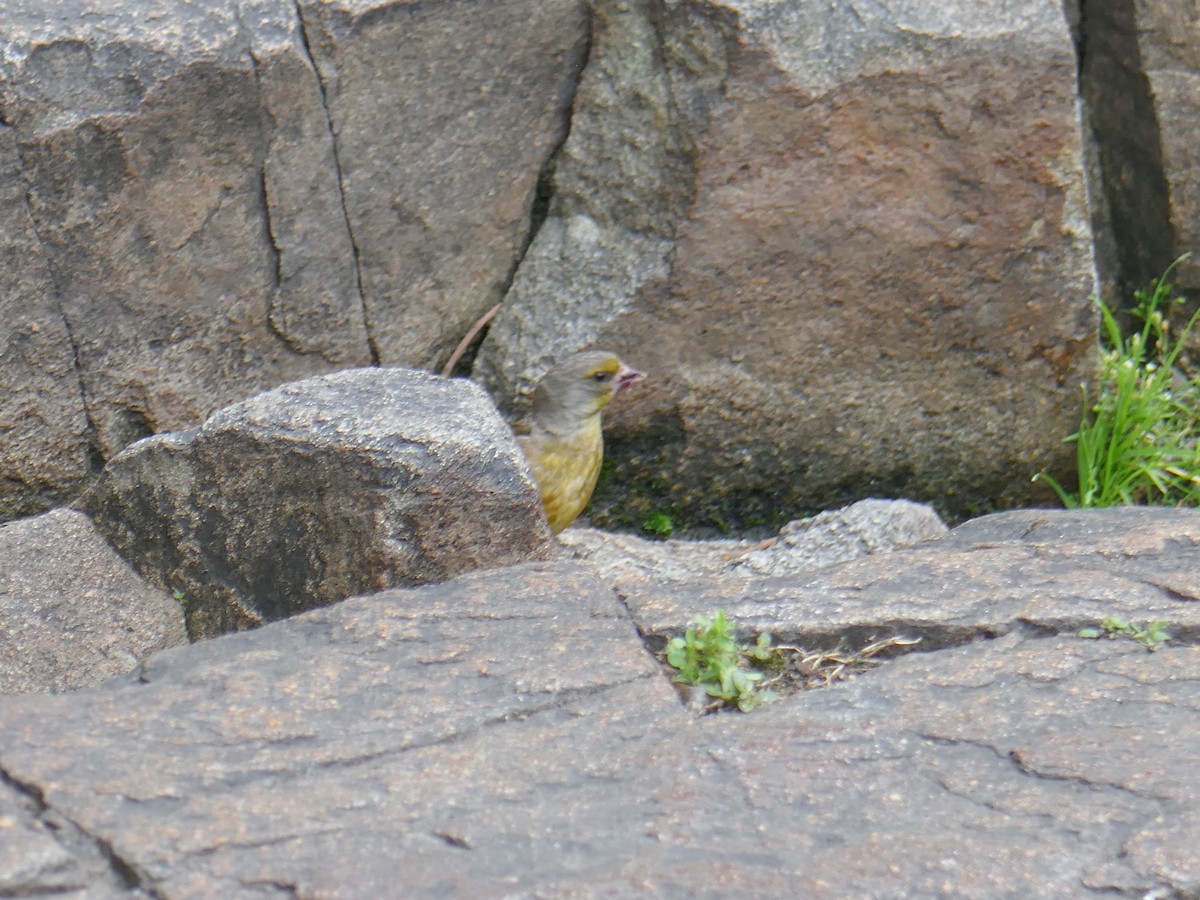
529 350 645 434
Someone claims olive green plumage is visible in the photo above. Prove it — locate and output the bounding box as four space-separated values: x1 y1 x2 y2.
516 350 644 534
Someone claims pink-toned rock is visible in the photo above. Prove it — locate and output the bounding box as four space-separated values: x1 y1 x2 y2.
479 0 1097 527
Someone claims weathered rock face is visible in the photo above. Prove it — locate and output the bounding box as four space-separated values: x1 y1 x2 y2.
2 0 1196 530
0 127 93 520
477 0 1098 527
0 0 587 520
77 367 554 639
1081 0 1200 297
561 497 948 581
296 0 590 369
0 508 1197 896
613 506 1200 649
0 0 371 464
0 508 186 694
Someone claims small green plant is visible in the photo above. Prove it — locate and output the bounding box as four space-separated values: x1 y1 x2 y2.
664 610 779 712
1079 616 1172 651
642 512 676 538
1036 255 1200 507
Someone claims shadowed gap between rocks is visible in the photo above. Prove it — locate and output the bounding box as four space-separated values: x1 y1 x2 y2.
642 614 1200 714
613 579 994 714
1075 0 1176 299
56 297 109 481
0 764 155 897
614 590 1200 713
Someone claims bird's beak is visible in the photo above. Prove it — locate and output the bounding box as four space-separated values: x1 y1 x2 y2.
615 364 645 393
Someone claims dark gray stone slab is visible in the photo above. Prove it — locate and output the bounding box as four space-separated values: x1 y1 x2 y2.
1 517 1197 897
78 367 553 638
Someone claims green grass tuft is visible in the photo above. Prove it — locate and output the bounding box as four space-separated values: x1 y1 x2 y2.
1036 255 1200 507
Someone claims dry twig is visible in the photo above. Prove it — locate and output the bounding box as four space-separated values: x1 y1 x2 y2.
441 301 503 377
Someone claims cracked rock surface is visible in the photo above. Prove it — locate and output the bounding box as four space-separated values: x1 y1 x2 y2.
0 0 587 520
294 0 590 369
0 507 1197 896
0 0 372 466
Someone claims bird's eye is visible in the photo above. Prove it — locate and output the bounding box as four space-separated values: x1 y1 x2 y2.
592 371 612 383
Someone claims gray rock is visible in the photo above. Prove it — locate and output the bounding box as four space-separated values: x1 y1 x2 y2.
733 498 948 577
616 506 1200 651
0 508 186 694
0 780 91 897
700 631 1199 897
473 0 694 407
296 0 590 369
0 0 370 462
0 774 144 898
0 126 92 521
0 0 592 511
562 525 758 581
0 509 1198 896
559 497 948 581
243 0 372 363
0 562 708 897
78 367 553 638
479 0 1097 527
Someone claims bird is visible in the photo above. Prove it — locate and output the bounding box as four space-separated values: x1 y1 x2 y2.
515 350 645 534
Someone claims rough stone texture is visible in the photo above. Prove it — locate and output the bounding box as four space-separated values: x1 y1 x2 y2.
0 0 592 519
732 497 949 576
0 508 186 695
618 506 1200 649
0 563 702 898
701 632 1200 897
1081 0 1200 297
78 367 553 639
0 509 1198 896
0 0 370 466
296 0 590 369
561 497 948 581
478 0 1098 527
2 0 1197 539
0 125 92 520
0 776 140 898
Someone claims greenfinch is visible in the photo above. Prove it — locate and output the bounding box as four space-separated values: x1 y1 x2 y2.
516 350 645 534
